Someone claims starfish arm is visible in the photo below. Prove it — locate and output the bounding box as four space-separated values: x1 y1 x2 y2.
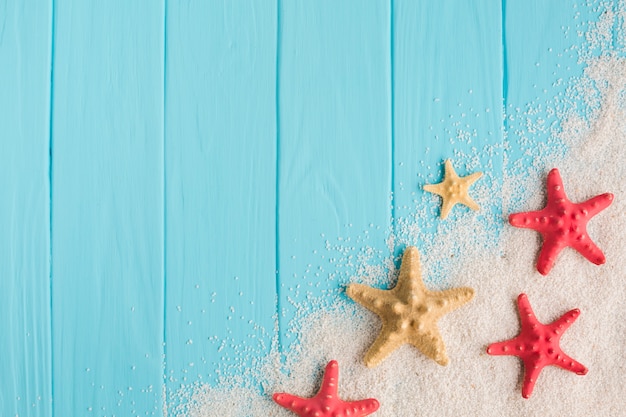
549 308 581 334
536 237 565 275
521 357 546 399
394 246 427 295
423 183 444 197
439 197 456 219
571 238 606 265
459 194 480 211
580 192 614 217
317 360 339 397
516 294 539 328
486 338 518 356
463 171 483 186
408 326 449 366
429 287 475 318
363 327 404 368
443 159 459 180
508 210 544 229
551 352 588 375
546 168 567 202
346 283 391 315
273 392 309 413
341 398 381 416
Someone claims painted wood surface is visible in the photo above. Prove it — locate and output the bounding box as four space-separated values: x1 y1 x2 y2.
393 0 502 238
503 0 596 176
0 3 52 416
164 0 277 390
50 1 164 416
277 0 391 348
0 1 601 416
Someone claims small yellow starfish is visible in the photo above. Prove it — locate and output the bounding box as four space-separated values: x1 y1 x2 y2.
346 246 474 367
423 160 482 219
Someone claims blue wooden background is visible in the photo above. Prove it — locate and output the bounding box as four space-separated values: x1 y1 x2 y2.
0 1 598 416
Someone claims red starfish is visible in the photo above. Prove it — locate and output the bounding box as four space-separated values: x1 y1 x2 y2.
509 168 613 275
273 360 380 417
487 293 588 398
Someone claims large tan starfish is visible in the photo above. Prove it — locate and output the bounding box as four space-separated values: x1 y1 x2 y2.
347 246 474 367
423 160 482 219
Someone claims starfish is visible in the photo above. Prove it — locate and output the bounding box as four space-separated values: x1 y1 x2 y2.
273 360 380 417
423 159 482 219
509 168 613 275
487 293 588 399
347 246 474 367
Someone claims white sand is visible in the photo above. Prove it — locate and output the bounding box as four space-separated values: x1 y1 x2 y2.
171 2 626 416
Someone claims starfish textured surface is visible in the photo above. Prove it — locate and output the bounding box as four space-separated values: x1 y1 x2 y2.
347 246 475 367
487 293 588 399
423 159 483 219
509 168 613 275
273 360 380 417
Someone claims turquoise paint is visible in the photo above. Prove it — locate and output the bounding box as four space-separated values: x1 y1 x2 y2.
392 0 503 269
0 1 600 415
50 1 164 416
276 0 392 350
0 3 52 416
164 0 277 391
504 1 599 193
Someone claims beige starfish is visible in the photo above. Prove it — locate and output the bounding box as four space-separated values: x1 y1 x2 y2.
347 246 474 367
423 160 482 219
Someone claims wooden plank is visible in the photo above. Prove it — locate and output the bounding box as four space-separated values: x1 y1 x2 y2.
503 0 596 175
393 0 503 249
50 1 164 415
164 0 277 393
0 3 52 417
277 0 392 345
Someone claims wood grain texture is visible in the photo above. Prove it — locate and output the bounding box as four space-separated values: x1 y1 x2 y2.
0 2 609 415
277 0 392 346
503 0 596 173
393 0 503 239
50 1 164 415
164 0 277 392
0 3 52 416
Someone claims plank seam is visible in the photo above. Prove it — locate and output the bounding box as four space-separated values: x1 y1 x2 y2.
162 0 168 411
390 0 396 244
274 0 282 357
48 0 56 415
502 0 508 129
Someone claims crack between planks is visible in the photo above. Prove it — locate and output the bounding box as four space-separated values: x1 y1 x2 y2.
161 0 168 412
501 0 509 140
48 0 56 415
390 0 396 246
274 0 283 360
